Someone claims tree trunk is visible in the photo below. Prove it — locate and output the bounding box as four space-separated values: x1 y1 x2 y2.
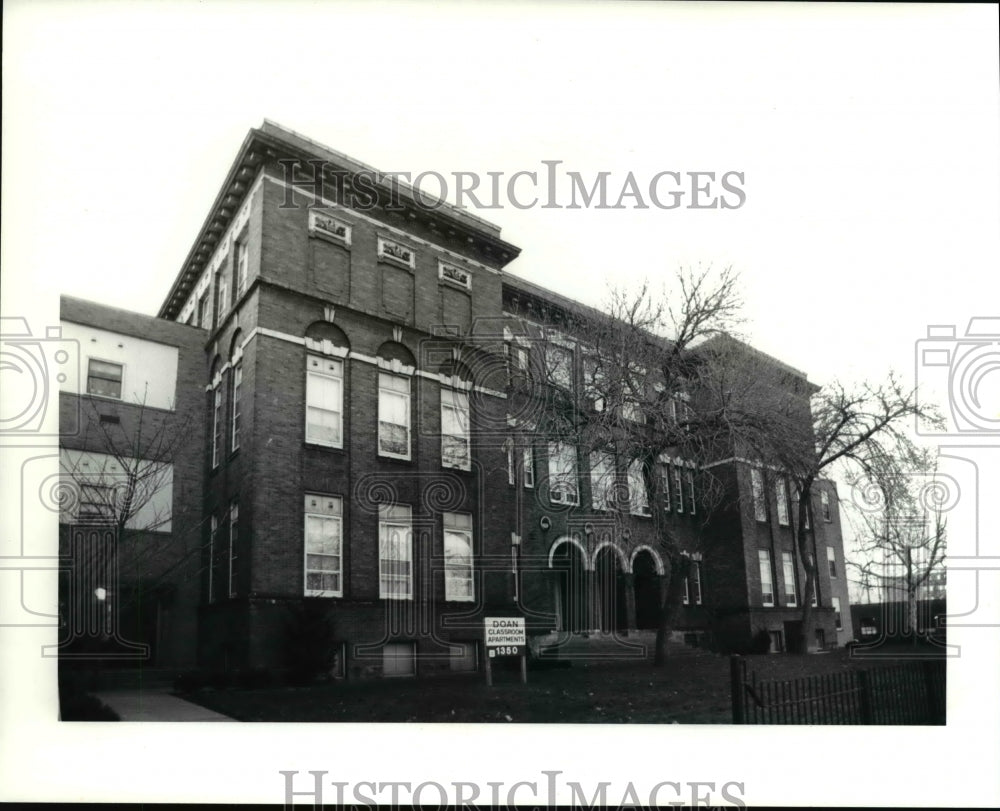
793 479 817 653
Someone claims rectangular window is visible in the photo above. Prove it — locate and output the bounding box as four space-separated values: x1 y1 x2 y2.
441 389 471 470
659 462 671 511
523 445 535 488
208 515 218 603
304 494 343 597
382 642 416 676
306 356 343 447
775 477 789 526
198 294 210 330
751 467 767 522
548 442 579 505
782 551 797 606
236 238 249 297
621 400 644 423
379 504 413 599
86 359 123 399
507 442 515 486
628 459 651 516
443 512 474 602
216 272 229 321
228 501 239 598
827 545 837 578
590 451 616 511
211 386 223 469
690 561 702 605
673 465 684 514
683 572 690 605
821 490 832 522
230 362 242 452
378 373 411 459
832 596 843 630
686 469 696 515
545 344 574 390
758 549 774 607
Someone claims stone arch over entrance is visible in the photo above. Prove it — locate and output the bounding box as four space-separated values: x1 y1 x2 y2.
549 536 589 633
593 544 628 633
632 547 664 631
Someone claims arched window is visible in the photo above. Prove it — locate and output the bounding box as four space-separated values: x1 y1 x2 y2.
304 322 350 449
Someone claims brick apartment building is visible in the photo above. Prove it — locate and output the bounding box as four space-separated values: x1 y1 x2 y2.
58 121 852 677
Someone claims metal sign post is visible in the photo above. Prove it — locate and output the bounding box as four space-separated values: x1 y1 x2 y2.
484 616 527 686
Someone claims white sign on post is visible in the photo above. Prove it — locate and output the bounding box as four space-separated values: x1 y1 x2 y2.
485 616 525 657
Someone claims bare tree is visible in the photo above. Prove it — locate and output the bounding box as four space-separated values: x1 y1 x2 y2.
847 449 948 641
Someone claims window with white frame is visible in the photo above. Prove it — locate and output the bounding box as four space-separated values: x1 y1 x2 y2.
690 561 702 605
87 359 123 399
230 362 242 452
198 294 210 330
378 373 411 459
821 490 832 522
236 238 249 297
782 551 797 606
306 356 343 447
211 385 223 469
827 545 837 578
775 477 789 525
628 459 651 516
216 271 229 321
659 461 671 511
208 515 218 603
683 571 690 605
590 451 616 511
758 549 774 606
228 500 239 598
441 389 471 470
832 596 843 630
673 465 685 514
443 512 474 602
506 441 515 486
751 467 767 522
685 469 696 515
545 343 574 391
304 494 343 597
548 442 579 505
523 445 535 488
378 503 413 599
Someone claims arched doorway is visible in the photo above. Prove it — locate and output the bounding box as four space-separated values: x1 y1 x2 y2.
551 539 588 633
594 546 627 632
633 549 662 630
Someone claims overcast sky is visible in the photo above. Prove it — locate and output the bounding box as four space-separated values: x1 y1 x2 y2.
2 1 998 806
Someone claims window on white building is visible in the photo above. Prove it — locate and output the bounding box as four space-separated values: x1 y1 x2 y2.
87 359 123 399
443 512 474 602
379 503 413 599
378 373 410 459
304 494 343 597
306 356 343 447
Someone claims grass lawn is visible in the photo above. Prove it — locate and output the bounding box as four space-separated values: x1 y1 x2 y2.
181 645 943 723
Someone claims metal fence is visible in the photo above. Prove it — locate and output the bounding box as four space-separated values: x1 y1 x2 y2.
730 655 945 724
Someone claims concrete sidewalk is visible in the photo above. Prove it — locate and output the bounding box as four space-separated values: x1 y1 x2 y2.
93 689 234 722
